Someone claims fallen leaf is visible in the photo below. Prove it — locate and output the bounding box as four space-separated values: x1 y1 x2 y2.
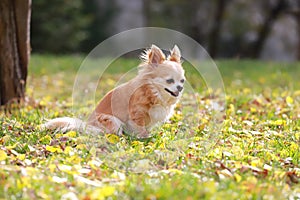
0 150 7 161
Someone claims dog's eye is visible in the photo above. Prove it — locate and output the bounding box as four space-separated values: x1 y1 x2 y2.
166 78 175 84
180 79 185 83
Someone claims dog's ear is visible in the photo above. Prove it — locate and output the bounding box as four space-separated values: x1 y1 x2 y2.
168 45 181 63
141 45 165 65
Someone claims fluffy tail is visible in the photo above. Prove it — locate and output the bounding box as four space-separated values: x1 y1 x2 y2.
41 117 102 133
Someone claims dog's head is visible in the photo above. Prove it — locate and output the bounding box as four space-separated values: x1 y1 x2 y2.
139 45 185 99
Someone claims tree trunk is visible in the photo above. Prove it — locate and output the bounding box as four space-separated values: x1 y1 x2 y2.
298 16 300 60
208 0 228 58
286 2 300 60
0 0 31 106
247 0 286 58
188 0 205 45
296 4 300 60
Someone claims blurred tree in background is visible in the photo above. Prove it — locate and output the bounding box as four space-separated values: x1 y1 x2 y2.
31 0 300 61
31 0 115 53
143 0 299 60
32 0 89 53
80 0 117 52
31 0 88 53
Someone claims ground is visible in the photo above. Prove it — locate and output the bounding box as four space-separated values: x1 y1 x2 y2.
0 55 299 199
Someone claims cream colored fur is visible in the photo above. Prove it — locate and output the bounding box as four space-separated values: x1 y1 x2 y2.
42 45 185 138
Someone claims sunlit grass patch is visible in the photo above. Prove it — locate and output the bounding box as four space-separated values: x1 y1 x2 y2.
0 55 299 199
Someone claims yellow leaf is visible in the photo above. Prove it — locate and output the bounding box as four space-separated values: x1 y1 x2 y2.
274 170 286 179
295 132 300 140
131 140 143 147
17 177 30 189
65 131 77 138
250 107 257 113
45 146 56 152
286 96 293 104
290 142 299 152
106 78 116 86
171 112 183 121
76 144 86 149
91 186 115 200
66 155 81 164
17 154 26 161
54 111 60 117
201 118 209 124
251 159 263 168
233 161 243 169
280 149 289 157
0 150 7 161
25 167 38 176
168 169 183 174
243 88 251 94
202 181 217 194
55 133 63 139
64 146 73 155
105 134 119 144
273 119 286 126
171 127 177 133
102 186 115 197
264 151 279 162
163 124 171 129
6 143 18 150
234 173 242 183
39 100 47 106
48 164 56 172
46 145 62 153
228 104 235 114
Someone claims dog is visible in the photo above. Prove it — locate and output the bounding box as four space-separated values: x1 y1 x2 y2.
43 45 185 138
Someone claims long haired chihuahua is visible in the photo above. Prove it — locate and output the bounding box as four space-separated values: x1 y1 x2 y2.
43 45 185 138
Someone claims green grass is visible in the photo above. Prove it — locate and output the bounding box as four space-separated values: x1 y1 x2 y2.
1 55 300 199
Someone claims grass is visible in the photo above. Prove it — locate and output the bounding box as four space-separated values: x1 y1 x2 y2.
1 54 300 199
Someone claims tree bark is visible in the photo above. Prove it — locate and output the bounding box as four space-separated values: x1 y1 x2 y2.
208 0 228 58
0 0 31 105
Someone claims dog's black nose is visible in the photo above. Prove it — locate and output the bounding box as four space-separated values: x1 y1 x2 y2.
177 85 183 92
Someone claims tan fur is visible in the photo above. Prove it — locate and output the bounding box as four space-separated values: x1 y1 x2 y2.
87 45 185 138
44 45 185 138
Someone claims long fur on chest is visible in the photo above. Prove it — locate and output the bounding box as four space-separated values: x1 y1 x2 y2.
128 83 174 127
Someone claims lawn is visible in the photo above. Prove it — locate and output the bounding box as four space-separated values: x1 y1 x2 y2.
0 55 300 199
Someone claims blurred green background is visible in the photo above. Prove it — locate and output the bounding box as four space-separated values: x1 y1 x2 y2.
31 0 300 61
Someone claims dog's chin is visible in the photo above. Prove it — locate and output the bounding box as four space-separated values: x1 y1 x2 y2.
164 88 179 97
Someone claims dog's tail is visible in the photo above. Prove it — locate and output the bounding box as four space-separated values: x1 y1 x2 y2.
41 117 102 133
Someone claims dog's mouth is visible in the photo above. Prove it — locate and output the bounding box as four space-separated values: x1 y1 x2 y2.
164 88 179 97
